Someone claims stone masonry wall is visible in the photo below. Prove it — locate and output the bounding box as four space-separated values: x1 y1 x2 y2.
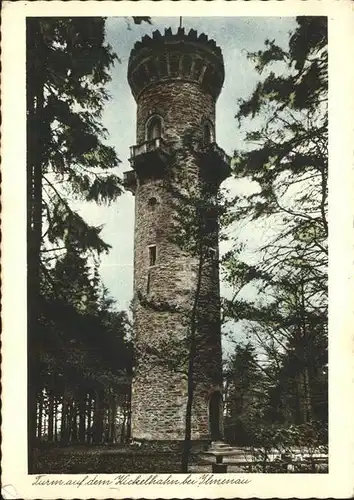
136 81 215 148
131 68 223 441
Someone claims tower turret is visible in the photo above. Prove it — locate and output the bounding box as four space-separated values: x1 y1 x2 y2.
124 28 230 448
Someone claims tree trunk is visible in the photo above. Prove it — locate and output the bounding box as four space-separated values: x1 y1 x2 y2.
70 401 78 444
93 393 99 444
103 407 108 443
108 396 117 444
47 393 54 443
93 390 104 444
79 392 86 444
295 372 305 424
303 367 313 423
126 390 132 442
61 386 69 445
37 390 43 441
120 401 127 444
181 248 204 473
300 275 312 423
54 399 58 443
87 394 92 444
27 18 45 471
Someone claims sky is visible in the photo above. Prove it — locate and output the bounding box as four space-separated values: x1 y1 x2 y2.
77 16 297 346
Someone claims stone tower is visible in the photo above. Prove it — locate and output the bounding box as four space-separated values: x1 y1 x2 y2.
124 27 230 448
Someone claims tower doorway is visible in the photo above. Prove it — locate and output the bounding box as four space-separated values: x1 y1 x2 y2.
209 391 223 441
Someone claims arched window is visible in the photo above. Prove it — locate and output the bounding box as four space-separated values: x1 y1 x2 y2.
202 120 214 145
146 115 163 141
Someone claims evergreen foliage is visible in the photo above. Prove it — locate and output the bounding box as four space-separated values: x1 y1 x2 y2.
223 16 328 447
27 15 328 473
27 17 150 462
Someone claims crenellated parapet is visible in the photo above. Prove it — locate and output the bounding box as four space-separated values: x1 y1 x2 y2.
128 27 225 101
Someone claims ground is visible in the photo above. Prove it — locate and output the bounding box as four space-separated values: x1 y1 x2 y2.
32 446 203 474
32 445 249 474
31 445 328 474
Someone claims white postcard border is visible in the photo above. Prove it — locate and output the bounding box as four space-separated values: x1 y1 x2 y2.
2 1 354 498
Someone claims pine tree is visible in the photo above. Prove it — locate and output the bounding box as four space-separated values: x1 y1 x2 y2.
26 16 150 464
223 17 328 436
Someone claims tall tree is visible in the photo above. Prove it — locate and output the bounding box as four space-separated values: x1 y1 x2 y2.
27 17 122 467
38 248 132 447
223 16 328 436
224 342 266 445
230 16 327 274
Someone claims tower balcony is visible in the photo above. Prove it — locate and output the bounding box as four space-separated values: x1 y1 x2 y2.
130 137 171 162
196 142 231 185
123 169 137 194
129 137 171 180
124 139 230 194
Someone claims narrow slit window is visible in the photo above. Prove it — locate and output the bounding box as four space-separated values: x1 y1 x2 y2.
149 245 157 266
203 123 211 145
203 120 215 145
148 197 158 209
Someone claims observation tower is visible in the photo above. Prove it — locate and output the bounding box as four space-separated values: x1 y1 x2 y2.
124 27 230 448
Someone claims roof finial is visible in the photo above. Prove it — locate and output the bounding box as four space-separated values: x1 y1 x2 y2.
179 16 182 29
